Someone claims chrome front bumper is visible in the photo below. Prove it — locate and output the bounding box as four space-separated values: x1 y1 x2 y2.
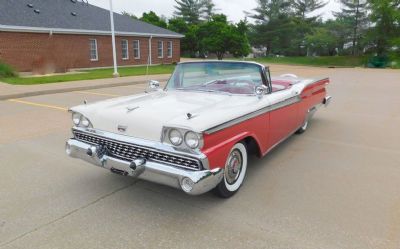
65 139 223 195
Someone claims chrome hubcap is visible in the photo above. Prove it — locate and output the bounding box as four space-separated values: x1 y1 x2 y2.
225 149 242 185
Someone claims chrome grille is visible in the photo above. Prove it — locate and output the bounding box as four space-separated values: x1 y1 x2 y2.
73 130 201 170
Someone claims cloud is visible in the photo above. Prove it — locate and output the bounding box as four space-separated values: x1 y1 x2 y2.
89 0 341 23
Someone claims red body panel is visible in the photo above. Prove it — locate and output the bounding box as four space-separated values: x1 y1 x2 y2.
299 79 328 111
201 78 329 170
268 102 300 148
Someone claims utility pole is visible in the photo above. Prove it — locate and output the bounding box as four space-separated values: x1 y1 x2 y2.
109 0 119 77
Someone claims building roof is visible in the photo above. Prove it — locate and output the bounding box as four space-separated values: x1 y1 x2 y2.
0 0 183 38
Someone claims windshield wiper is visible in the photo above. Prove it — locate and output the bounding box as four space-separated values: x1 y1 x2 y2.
174 88 220 93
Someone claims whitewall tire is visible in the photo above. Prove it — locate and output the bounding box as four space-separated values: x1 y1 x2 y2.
214 142 248 198
295 119 308 134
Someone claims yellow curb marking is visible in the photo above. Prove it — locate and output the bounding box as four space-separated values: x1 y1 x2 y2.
75 91 121 97
8 99 68 111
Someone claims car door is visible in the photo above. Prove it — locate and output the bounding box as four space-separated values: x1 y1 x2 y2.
266 88 301 149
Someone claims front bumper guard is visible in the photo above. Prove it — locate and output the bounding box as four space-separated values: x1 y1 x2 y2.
66 139 223 195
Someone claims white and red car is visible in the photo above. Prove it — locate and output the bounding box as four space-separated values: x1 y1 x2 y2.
66 61 331 198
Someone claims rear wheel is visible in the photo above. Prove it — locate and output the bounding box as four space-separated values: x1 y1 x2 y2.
295 119 308 134
213 142 248 198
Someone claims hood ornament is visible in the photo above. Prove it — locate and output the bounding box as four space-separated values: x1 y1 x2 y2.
117 125 127 132
186 112 198 120
126 106 139 113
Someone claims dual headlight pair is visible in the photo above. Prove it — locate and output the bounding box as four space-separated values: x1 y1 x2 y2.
164 127 203 150
72 112 93 128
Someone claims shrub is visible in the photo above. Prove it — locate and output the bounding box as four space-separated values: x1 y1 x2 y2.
388 54 400 69
0 61 17 78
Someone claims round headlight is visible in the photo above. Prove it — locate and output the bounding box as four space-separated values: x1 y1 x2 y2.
81 116 90 127
169 129 183 146
184 131 200 149
72 113 81 125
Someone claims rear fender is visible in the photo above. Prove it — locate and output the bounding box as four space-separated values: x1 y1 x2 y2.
299 78 329 119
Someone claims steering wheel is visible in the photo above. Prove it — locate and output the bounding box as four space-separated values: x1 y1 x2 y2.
219 79 255 94
227 79 255 88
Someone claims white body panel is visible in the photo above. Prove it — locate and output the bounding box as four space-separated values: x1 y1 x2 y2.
71 77 319 142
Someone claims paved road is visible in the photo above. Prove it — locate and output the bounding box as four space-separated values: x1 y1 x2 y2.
1 65 399 249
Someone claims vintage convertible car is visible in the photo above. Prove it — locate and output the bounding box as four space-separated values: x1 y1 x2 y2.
66 61 331 198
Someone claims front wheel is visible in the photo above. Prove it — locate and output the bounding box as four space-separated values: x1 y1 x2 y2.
213 142 248 198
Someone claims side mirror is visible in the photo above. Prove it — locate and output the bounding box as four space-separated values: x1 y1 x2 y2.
255 85 268 98
146 80 161 92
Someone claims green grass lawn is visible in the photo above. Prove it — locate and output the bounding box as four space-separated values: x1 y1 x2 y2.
1 64 176 85
249 56 369 67
2 56 398 85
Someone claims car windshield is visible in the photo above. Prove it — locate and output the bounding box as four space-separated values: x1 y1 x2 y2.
166 62 264 95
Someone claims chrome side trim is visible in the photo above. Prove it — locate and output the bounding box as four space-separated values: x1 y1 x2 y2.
72 127 209 170
205 96 301 134
262 127 299 157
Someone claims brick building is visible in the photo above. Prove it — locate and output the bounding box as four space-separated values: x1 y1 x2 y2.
0 0 183 73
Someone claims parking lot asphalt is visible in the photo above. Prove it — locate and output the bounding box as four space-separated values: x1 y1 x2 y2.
0 65 400 249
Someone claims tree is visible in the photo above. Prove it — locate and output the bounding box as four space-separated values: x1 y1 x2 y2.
202 0 219 21
168 17 190 34
174 0 205 24
198 14 250 59
183 25 201 56
324 17 353 55
293 0 327 19
230 20 252 57
140 11 168 29
250 0 293 22
306 27 338 55
248 0 296 55
367 0 400 55
289 1 327 56
334 0 368 55
168 17 200 56
121 11 138 19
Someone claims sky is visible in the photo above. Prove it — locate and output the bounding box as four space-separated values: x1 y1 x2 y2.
90 0 342 23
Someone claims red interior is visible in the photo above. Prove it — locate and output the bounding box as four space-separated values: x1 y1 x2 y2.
205 79 255 94
271 79 293 92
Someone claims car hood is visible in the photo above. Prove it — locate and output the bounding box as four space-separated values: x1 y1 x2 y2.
71 90 266 142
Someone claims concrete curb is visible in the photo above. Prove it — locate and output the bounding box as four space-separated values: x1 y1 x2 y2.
0 77 169 101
